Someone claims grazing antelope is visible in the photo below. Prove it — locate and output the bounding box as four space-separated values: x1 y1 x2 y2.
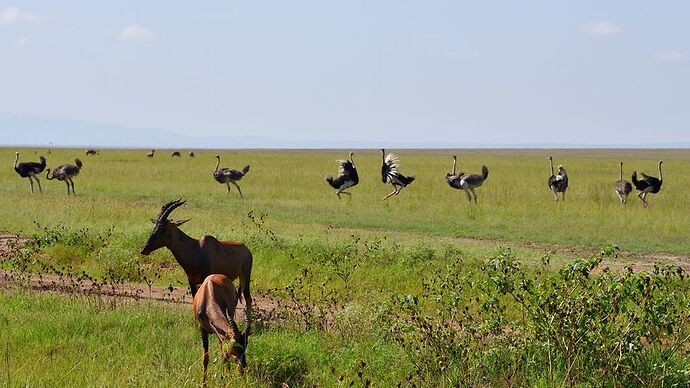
189 151 195 158
325 151 359 199
632 161 663 207
194 274 249 384
171 151 181 157
380 149 415 200
46 159 83 195
446 155 489 203
146 149 155 158
547 156 568 201
140 199 254 324
615 162 633 204
13 152 46 193
85 149 99 156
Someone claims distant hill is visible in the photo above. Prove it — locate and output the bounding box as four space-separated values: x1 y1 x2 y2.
0 113 687 149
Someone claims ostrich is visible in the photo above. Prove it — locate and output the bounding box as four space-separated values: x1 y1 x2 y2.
547 156 569 201
171 151 181 157
615 162 633 204
380 149 415 200
188 151 195 158
325 152 359 199
213 155 250 197
46 159 83 195
632 161 663 207
146 149 155 158
446 155 489 203
13 152 46 193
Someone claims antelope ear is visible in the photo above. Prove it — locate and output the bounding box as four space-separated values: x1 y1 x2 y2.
172 218 190 227
150 218 157 224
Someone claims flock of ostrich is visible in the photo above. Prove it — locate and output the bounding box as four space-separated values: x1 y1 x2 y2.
12 148 664 206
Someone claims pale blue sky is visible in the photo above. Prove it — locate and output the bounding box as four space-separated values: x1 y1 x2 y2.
1 1 688 146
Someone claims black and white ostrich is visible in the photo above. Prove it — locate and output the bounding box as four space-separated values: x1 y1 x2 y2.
380 149 415 200
213 155 250 197
547 156 568 201
325 152 359 199
615 162 633 204
13 152 46 193
46 159 83 195
632 161 663 207
446 155 489 203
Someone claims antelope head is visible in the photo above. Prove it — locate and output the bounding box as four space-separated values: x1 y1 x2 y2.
140 199 190 255
226 319 250 371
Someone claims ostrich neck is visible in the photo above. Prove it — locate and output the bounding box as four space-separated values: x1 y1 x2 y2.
214 158 220 173
549 159 554 176
619 164 623 181
13 154 19 169
658 163 663 182
452 158 457 175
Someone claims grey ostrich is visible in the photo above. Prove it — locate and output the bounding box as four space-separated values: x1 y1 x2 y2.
615 162 633 204
13 152 46 193
632 161 663 207
380 149 415 200
46 159 83 195
213 155 250 197
547 156 568 201
446 155 489 203
325 152 359 199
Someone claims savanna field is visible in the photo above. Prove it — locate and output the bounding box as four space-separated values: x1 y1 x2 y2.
1 147 689 386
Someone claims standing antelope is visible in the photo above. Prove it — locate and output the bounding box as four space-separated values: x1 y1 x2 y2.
146 149 155 158
171 151 181 157
446 155 489 203
194 274 249 384
615 162 633 204
380 148 415 200
85 149 99 156
547 156 568 201
139 199 253 324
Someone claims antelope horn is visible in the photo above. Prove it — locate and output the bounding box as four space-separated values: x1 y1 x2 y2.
158 199 186 222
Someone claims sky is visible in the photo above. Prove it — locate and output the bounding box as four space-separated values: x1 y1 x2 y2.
1 1 689 147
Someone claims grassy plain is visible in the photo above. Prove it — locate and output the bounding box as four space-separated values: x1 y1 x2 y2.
1 147 689 386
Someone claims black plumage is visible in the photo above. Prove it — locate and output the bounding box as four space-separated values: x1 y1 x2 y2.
326 152 359 199
632 161 663 207
615 162 632 204
213 155 250 197
547 156 568 201
446 155 489 202
13 152 46 193
46 159 83 195
381 149 415 200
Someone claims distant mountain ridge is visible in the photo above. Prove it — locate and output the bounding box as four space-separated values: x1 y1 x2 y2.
0 113 687 149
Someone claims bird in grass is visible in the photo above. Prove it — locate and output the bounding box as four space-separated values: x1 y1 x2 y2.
325 152 359 199
547 156 568 201
446 155 489 203
46 159 83 195
380 149 415 200
632 161 663 207
13 152 46 193
615 162 632 204
213 155 250 197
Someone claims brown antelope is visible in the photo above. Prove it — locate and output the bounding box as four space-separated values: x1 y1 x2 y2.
193 274 249 384
139 199 254 324
188 151 195 158
171 151 181 157
146 149 155 158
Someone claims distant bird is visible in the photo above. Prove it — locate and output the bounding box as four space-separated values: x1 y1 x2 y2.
446 155 489 203
325 152 359 199
146 149 155 158
171 151 181 158
632 161 663 207
547 156 568 201
213 155 250 197
85 149 99 156
380 149 415 200
188 151 195 158
615 162 633 204
46 159 83 195
13 152 46 193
